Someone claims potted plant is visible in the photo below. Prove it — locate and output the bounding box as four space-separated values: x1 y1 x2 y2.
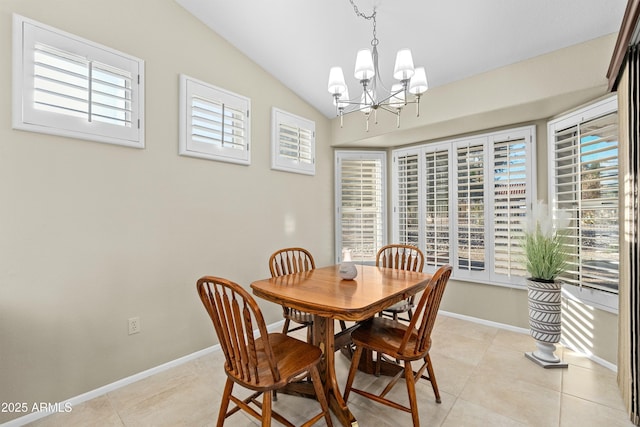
522 201 570 368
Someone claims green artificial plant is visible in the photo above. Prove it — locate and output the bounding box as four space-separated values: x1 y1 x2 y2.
522 201 570 282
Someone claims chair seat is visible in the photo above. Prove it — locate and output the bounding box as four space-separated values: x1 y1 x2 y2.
352 317 431 361
226 332 322 391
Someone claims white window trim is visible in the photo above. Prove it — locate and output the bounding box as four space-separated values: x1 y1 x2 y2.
178 74 251 165
392 125 536 288
335 151 387 264
271 108 315 175
12 14 144 148
547 95 619 313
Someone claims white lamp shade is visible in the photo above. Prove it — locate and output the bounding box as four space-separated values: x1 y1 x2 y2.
334 89 350 109
393 49 415 81
409 67 428 94
390 84 405 107
354 49 375 81
328 66 347 95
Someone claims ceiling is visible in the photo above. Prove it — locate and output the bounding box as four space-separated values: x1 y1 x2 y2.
176 0 627 119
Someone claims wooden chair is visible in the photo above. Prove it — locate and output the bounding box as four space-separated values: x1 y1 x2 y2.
269 247 316 341
342 264 452 427
197 276 333 427
376 244 425 321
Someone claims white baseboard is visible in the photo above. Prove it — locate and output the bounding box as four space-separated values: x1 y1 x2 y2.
439 310 617 372
439 310 530 334
0 319 286 427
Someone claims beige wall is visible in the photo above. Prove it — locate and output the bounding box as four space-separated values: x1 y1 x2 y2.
0 0 621 423
0 0 334 422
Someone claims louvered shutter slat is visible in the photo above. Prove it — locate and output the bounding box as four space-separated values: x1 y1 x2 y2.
340 157 384 262
492 136 529 277
553 112 619 293
457 144 485 272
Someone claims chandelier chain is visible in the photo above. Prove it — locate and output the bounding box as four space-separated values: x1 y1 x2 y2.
348 0 378 46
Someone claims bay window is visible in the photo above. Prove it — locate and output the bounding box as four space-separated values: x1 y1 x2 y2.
393 126 535 286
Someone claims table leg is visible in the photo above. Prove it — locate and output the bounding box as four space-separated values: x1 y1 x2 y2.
313 315 359 427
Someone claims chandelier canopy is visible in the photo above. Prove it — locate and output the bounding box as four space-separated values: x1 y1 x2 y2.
327 1 429 130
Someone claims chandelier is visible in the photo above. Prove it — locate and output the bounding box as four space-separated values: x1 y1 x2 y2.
327 1 429 130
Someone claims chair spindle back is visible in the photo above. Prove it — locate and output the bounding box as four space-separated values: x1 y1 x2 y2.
197 276 279 384
399 265 452 355
269 247 316 277
376 244 425 272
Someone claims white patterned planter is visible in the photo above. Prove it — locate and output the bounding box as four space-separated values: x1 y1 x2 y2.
526 278 567 367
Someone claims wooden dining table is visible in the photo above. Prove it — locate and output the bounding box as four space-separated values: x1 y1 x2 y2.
250 263 433 427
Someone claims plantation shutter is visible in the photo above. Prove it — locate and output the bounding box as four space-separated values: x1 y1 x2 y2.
271 108 315 175
456 141 486 274
396 151 420 247
336 152 386 263
191 97 247 150
553 111 619 293
179 74 250 165
17 15 143 146
424 147 451 268
33 44 134 128
491 134 530 279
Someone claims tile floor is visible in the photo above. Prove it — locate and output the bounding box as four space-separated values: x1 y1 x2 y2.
25 315 634 426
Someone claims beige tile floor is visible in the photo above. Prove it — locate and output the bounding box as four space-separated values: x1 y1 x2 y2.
25 315 634 426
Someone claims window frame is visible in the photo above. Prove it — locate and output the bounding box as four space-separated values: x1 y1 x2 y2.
547 95 619 313
271 108 315 175
178 74 251 165
392 126 536 287
12 14 144 148
335 150 387 264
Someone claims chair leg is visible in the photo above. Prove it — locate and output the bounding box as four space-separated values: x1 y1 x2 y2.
425 353 441 403
343 345 363 401
309 364 334 426
217 378 234 427
262 388 272 427
282 318 291 334
404 361 420 427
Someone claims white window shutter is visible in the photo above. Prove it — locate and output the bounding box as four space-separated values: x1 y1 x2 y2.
551 105 619 293
179 74 250 165
13 14 144 148
455 140 487 275
271 108 315 175
424 147 452 268
396 151 420 248
336 151 386 264
490 131 532 281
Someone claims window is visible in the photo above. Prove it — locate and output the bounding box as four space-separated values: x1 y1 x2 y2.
179 74 250 165
12 14 144 148
548 96 619 312
392 126 535 286
271 108 315 175
335 151 387 264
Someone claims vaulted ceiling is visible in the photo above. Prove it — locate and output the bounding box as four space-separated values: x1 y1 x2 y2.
176 0 627 120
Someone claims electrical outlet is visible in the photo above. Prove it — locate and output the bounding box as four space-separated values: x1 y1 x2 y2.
128 317 140 335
